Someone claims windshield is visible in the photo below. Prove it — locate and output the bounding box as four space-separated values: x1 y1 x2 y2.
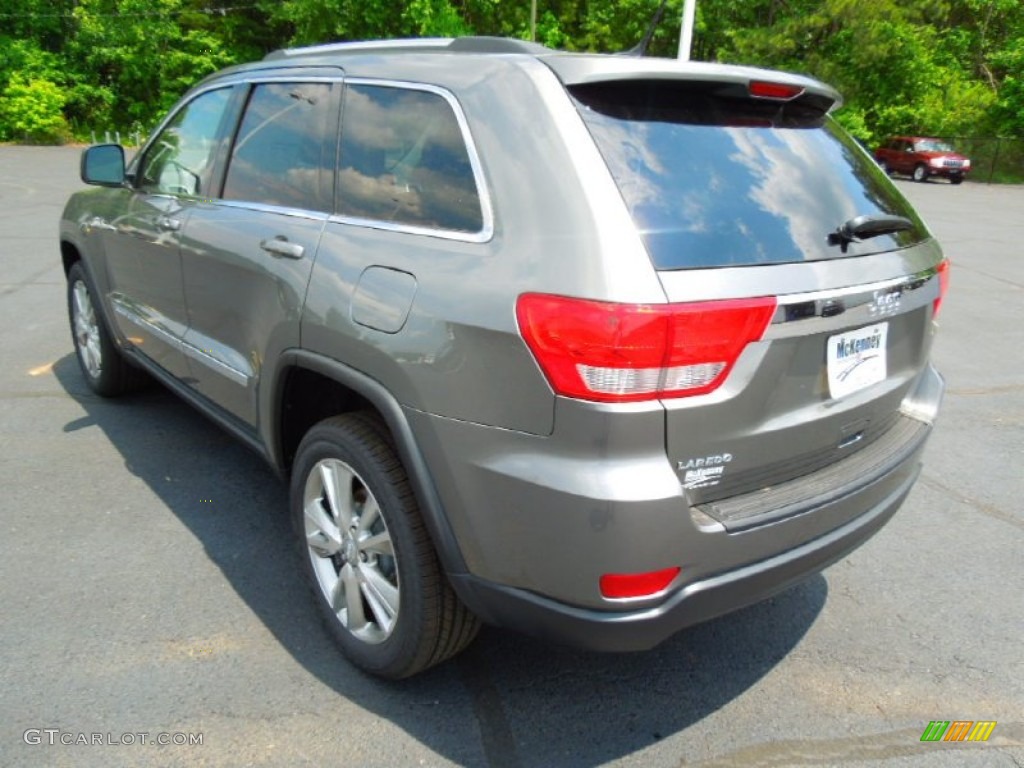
572 80 929 270
914 139 955 152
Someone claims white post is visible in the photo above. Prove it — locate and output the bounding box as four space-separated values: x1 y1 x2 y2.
678 0 697 60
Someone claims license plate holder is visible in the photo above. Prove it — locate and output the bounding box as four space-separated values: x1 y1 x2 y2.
827 322 889 399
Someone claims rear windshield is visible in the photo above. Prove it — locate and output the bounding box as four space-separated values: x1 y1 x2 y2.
572 80 928 270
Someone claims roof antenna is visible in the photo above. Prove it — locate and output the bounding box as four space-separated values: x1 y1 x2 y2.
623 0 669 57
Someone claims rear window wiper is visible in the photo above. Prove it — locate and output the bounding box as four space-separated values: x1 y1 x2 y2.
828 214 914 253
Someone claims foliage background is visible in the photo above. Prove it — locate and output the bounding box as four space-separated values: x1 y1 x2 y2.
1 0 1022 150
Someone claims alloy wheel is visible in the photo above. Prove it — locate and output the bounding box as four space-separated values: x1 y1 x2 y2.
303 458 399 644
72 279 103 379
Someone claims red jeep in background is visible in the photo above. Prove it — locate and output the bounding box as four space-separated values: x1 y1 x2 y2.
874 136 971 184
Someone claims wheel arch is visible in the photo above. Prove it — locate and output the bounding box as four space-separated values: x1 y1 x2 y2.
60 239 82 276
266 350 469 575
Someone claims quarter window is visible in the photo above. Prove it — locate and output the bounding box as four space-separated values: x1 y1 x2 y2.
138 88 232 197
336 84 483 233
222 82 337 212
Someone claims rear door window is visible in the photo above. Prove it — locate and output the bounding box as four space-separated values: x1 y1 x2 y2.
572 81 928 270
336 82 485 235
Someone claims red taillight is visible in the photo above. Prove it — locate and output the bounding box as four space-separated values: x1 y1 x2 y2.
516 294 777 403
749 80 806 100
600 567 681 599
933 259 950 318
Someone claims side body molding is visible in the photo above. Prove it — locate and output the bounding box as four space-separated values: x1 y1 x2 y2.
267 349 469 576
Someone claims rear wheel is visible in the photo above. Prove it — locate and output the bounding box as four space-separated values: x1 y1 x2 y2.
67 262 142 396
291 413 479 679
877 160 889 175
913 164 929 182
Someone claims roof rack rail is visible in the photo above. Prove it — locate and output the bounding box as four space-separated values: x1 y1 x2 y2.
264 38 452 60
264 36 549 61
446 36 550 54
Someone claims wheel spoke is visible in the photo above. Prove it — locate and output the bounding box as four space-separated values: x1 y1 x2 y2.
340 563 367 630
320 461 355 530
360 530 394 557
85 337 102 375
72 281 103 377
357 496 380 532
359 564 399 633
304 498 341 556
73 283 88 317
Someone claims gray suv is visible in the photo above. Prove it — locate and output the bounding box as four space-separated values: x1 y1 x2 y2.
60 37 947 679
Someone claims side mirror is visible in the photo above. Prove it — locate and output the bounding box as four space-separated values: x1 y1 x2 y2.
81 144 126 187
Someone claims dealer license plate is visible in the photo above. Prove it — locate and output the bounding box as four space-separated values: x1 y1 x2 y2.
827 323 889 399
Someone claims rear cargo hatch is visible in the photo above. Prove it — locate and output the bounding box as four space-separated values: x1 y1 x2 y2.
557 67 944 520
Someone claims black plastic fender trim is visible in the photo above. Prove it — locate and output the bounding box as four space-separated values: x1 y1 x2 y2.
270 349 469 576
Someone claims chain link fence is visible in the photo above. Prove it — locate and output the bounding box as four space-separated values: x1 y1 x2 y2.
935 136 1024 184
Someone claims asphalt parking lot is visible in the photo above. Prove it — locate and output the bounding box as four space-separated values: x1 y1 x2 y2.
0 145 1021 768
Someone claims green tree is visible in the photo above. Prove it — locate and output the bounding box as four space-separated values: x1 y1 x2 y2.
0 76 71 143
1 0 1021 149
67 0 236 129
697 0 1013 143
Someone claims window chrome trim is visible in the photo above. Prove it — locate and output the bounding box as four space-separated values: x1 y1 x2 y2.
205 199 331 222
242 75 343 85
332 77 495 244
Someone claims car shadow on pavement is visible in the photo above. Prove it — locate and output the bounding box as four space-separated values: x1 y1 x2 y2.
54 353 827 768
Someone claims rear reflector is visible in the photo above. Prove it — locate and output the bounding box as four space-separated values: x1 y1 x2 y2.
600 567 681 599
933 259 950 317
749 80 806 100
516 294 777 403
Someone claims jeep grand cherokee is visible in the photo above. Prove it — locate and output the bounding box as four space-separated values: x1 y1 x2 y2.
60 37 947 678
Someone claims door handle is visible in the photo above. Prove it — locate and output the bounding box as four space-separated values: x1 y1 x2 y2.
260 237 305 260
156 216 181 232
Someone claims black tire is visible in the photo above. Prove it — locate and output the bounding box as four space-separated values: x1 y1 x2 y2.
950 176 964 185
291 413 479 679
878 160 889 175
67 262 143 396
913 164 929 182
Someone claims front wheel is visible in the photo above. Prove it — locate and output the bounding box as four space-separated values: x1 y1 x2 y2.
950 176 964 185
291 413 479 679
913 164 929 182
67 262 141 396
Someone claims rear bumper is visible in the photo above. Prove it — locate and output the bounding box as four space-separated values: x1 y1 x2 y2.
451 457 920 652
413 363 942 650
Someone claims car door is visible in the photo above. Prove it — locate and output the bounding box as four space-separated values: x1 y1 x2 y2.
102 86 237 378
895 139 916 174
178 77 341 425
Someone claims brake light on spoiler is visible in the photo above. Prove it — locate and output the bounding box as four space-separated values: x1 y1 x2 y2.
516 294 777 403
749 80 806 100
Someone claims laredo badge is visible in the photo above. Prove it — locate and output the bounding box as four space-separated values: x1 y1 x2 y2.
678 453 733 490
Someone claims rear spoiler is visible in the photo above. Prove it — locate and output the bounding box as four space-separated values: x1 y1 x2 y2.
541 55 842 114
